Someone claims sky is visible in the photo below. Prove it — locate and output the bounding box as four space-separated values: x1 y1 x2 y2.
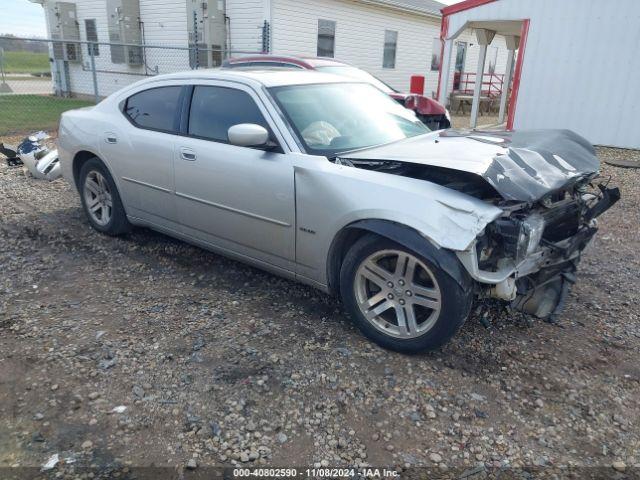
0 0 47 37
0 0 460 38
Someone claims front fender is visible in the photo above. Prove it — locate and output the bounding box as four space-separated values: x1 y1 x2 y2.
329 219 473 292
293 161 502 287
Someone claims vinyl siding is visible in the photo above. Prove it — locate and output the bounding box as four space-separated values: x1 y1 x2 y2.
445 0 640 148
42 0 191 97
138 0 188 46
226 0 266 54
41 0 510 110
271 0 443 94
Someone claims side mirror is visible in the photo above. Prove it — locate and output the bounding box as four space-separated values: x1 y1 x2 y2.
228 124 270 148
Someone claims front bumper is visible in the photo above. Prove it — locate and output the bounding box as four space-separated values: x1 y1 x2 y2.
457 223 596 286
509 226 594 319
457 185 620 317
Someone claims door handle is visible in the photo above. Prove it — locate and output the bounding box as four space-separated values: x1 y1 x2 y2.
105 135 118 144
180 148 197 161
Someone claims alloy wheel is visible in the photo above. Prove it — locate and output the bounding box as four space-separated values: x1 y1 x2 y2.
354 249 442 339
83 170 113 226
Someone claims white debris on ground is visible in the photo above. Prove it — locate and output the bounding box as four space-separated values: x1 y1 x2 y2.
41 453 59 471
1 131 61 181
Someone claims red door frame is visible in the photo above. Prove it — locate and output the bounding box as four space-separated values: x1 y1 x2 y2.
506 19 530 130
436 0 530 131
435 15 449 101
441 0 497 16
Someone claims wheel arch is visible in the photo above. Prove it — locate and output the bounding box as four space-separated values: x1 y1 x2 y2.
72 150 102 191
326 219 472 295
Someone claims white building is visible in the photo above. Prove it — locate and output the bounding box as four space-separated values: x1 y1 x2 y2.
30 0 509 101
437 0 640 149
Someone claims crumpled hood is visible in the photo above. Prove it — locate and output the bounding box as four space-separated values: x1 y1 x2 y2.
340 129 601 202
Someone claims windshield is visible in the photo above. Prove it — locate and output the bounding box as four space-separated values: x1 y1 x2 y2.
270 82 429 157
315 65 395 94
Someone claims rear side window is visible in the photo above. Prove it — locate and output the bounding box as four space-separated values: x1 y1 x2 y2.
124 86 182 132
188 86 269 143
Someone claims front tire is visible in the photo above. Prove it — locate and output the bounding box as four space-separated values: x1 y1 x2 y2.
79 158 131 236
340 235 472 353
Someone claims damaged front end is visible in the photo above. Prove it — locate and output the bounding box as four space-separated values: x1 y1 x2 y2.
459 181 620 320
337 128 621 321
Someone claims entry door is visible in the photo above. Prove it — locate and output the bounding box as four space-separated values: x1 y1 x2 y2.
454 41 467 90
174 84 296 270
105 85 184 226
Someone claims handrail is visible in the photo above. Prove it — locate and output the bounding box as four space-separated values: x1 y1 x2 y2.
453 72 504 98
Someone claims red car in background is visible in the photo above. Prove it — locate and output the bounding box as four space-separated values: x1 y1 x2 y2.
222 55 451 130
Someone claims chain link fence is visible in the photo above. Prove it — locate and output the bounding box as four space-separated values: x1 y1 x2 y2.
0 36 261 137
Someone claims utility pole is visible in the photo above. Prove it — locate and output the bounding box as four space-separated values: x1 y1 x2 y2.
89 43 99 103
193 10 199 69
0 47 13 93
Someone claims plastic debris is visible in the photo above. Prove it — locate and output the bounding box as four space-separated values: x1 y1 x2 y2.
1 131 62 180
41 453 59 471
112 405 127 413
0 143 21 166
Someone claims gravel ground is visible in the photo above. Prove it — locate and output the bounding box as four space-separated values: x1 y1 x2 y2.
451 114 500 129
1 134 639 479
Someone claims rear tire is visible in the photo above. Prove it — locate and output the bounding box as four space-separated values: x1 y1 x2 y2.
340 235 472 353
79 158 131 236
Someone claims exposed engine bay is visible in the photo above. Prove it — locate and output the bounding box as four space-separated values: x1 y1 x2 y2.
473 179 619 320
334 158 502 200
335 130 621 321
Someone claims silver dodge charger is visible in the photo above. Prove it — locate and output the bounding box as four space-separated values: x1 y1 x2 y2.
58 70 619 353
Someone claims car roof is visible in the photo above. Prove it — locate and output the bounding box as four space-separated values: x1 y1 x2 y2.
136 68 359 88
302 57 352 68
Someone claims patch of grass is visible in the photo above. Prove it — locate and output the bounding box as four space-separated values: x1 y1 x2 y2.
0 95 93 135
2 76 45 81
1 51 50 74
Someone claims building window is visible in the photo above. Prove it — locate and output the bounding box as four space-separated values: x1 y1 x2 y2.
85 19 99 56
487 46 498 74
383 30 397 69
317 20 336 58
430 37 441 71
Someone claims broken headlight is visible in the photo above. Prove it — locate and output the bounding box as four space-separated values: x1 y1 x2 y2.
492 213 545 264
519 213 545 256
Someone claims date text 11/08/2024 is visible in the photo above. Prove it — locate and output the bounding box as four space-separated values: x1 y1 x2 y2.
232 468 400 478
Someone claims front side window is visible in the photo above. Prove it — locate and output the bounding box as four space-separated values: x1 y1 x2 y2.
383 30 398 69
317 20 336 58
271 82 429 157
124 86 182 132
188 86 269 143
